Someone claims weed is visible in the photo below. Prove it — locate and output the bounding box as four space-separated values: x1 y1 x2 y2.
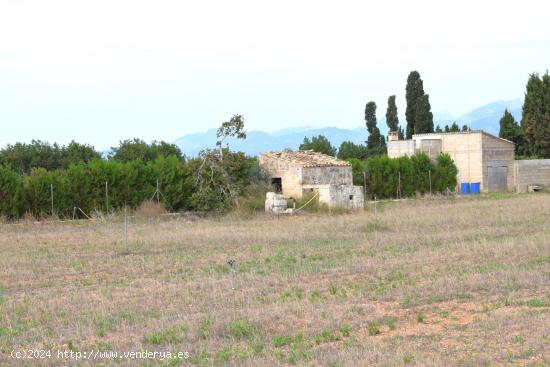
339 324 352 337
386 317 397 330
416 312 425 323
272 335 293 347
367 321 380 336
226 319 256 340
143 324 187 345
197 317 211 339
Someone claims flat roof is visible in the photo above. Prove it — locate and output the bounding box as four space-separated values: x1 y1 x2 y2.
411 130 515 145
260 150 351 167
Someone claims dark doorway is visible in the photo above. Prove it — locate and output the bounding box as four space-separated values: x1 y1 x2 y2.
271 177 282 193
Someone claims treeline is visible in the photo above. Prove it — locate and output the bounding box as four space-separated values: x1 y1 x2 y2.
350 153 457 199
0 140 265 219
500 72 550 158
0 138 185 175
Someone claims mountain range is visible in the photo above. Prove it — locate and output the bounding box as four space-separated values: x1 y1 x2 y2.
173 99 523 157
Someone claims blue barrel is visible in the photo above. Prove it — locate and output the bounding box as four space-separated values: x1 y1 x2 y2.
470 182 480 194
461 182 470 194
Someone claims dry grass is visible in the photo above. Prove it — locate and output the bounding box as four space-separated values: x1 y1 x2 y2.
0 194 549 366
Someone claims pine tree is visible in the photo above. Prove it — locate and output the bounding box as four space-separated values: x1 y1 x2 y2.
405 71 425 138
435 125 443 132
414 94 434 134
385 95 399 132
521 72 550 157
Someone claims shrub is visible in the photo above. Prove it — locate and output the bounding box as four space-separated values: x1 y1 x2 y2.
0 166 23 218
365 153 458 199
433 153 458 192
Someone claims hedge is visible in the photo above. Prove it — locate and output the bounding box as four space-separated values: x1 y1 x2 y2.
362 153 457 199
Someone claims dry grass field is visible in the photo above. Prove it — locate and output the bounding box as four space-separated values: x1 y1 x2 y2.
1 194 549 366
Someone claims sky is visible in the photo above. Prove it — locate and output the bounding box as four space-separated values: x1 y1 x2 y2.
1 0 549 150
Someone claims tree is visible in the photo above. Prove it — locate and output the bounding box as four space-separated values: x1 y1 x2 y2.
0 166 22 218
405 71 425 138
61 141 101 167
0 140 62 174
435 125 443 132
500 109 527 155
461 124 469 132
447 122 460 132
337 141 368 160
189 149 255 211
398 126 405 140
299 135 337 156
216 114 246 159
365 101 386 156
521 72 550 157
385 95 399 132
111 139 183 162
414 94 434 134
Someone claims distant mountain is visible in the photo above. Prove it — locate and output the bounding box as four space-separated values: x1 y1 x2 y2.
434 99 522 135
174 127 367 157
173 99 524 157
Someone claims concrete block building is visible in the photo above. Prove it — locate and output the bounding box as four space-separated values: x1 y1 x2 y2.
387 130 515 192
259 150 364 208
387 130 550 193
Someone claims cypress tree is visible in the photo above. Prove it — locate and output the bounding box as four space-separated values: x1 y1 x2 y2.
522 72 550 157
398 126 405 140
385 95 399 132
365 101 387 156
414 94 434 134
405 71 425 138
365 101 377 134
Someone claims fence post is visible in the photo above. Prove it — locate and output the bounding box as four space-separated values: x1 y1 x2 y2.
105 181 109 213
429 170 432 195
50 184 54 217
363 171 367 200
397 171 401 199
124 206 128 246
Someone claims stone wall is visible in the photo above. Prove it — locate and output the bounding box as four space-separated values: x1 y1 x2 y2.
301 166 352 186
513 159 550 192
258 155 303 198
303 184 364 208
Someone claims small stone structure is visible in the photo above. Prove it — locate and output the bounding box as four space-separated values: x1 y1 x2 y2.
259 150 364 209
264 192 289 213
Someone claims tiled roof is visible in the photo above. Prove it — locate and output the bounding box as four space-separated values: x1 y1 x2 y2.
260 150 351 167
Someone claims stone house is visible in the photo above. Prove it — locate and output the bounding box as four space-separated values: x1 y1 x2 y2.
259 150 364 208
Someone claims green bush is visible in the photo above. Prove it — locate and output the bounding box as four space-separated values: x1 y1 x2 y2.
0 166 23 218
433 153 458 192
365 153 457 199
